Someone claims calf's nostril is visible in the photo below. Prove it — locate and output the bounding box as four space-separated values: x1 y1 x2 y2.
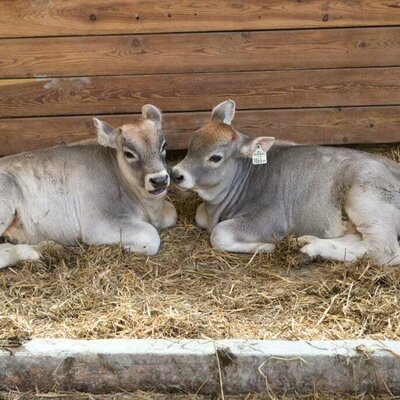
150 175 169 187
171 168 185 183
174 174 184 183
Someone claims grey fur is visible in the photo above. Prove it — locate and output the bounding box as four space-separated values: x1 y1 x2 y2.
172 101 400 265
0 107 176 268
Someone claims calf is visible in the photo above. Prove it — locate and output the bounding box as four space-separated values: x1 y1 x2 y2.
0 104 176 268
172 100 400 266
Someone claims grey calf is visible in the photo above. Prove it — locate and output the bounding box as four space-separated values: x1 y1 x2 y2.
172 100 400 266
0 105 176 268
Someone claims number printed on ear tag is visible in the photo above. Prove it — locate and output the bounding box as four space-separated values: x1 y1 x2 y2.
252 145 267 165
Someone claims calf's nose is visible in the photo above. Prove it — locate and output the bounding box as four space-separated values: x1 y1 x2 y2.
172 169 184 183
150 174 169 188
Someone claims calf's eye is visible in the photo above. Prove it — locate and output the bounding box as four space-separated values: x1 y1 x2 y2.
161 142 166 152
124 151 136 160
209 155 222 163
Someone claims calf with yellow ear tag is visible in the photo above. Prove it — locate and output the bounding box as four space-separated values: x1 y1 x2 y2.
172 100 400 266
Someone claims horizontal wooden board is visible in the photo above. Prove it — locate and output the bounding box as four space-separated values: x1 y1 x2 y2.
0 107 399 155
1 68 400 118
1 1 400 38
2 27 400 78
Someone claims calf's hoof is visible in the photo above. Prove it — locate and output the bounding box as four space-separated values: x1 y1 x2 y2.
299 243 319 260
255 243 276 253
297 235 319 247
0 244 41 269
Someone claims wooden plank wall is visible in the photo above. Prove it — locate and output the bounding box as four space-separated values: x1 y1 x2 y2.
0 1 400 155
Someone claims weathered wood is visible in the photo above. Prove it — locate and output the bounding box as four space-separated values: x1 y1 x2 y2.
1 339 400 394
1 1 400 38
1 68 400 118
2 27 400 78
0 106 399 155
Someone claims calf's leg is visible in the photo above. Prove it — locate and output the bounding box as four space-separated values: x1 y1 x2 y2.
345 187 400 266
0 243 40 269
299 234 366 262
195 203 209 230
159 201 177 229
83 219 161 256
300 196 400 265
210 218 276 253
0 177 40 268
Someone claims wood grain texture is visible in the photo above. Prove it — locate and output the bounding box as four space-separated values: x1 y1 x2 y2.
0 107 399 155
2 27 400 78
1 68 400 118
1 0 400 38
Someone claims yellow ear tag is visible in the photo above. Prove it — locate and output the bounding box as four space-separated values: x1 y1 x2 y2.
252 145 267 165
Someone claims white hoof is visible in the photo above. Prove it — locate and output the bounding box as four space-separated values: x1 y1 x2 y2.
0 244 40 269
13 244 40 262
255 243 276 253
297 235 319 247
300 243 318 259
300 240 362 263
126 229 161 256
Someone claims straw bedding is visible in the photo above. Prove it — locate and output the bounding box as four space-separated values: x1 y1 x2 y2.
0 145 399 341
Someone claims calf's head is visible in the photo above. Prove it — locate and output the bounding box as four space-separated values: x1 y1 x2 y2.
172 100 274 198
93 104 169 199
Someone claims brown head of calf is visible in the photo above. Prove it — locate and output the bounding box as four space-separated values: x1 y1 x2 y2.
172 100 274 199
93 104 169 199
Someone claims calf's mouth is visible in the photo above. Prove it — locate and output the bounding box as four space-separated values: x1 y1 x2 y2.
148 187 167 197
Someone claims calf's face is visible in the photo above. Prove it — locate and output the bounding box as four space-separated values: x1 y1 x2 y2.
93 104 169 199
172 100 274 195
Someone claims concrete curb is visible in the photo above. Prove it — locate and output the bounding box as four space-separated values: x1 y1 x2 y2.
1 339 400 395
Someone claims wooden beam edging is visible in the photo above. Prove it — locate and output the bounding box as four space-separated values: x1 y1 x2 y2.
1 339 400 395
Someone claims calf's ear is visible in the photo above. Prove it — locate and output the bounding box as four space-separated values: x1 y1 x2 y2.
211 99 236 125
93 118 120 149
142 104 162 128
240 136 275 157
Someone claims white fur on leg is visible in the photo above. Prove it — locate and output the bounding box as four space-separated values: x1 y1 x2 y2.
298 234 362 247
160 201 177 229
297 235 319 246
346 185 400 266
0 243 40 269
195 203 209 230
124 228 161 256
210 224 275 253
300 234 366 262
385 251 400 266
